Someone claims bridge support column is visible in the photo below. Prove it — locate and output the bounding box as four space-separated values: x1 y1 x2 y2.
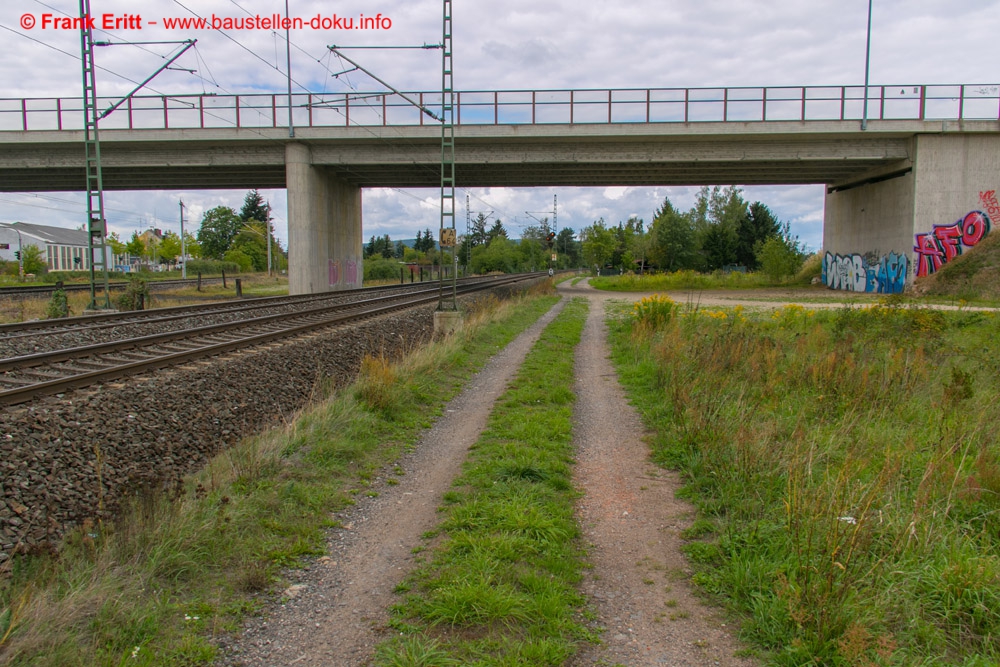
286 142 363 295
823 134 1000 294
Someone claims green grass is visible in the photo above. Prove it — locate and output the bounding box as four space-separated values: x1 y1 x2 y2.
608 298 1000 665
376 298 594 666
590 269 796 292
0 285 559 666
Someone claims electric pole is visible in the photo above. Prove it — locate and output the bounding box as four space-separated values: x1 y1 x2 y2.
179 200 186 279
80 0 111 309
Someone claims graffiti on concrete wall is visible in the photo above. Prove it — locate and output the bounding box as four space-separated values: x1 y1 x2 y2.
981 190 1000 220
822 251 908 293
328 259 360 286
913 209 992 278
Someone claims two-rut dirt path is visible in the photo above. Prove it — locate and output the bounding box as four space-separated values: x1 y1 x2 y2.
218 281 755 666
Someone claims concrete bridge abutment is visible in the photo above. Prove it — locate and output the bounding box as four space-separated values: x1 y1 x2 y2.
285 142 363 296
823 132 1000 294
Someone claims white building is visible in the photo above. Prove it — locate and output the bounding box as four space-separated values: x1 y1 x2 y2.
0 222 115 271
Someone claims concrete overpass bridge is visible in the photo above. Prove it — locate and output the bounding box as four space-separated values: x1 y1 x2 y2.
1 84 998 294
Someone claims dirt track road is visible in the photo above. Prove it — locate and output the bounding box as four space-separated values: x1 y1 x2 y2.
219 280 780 666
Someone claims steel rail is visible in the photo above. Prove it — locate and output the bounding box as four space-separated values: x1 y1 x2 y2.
0 283 452 371
0 275 493 336
0 273 541 405
0 277 224 297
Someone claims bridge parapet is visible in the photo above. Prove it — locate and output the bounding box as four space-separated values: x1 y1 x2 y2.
2 84 997 132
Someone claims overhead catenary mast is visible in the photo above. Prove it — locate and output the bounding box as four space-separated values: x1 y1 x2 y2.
79 0 111 310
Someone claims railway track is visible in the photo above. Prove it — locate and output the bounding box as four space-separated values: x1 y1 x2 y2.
0 276 225 297
0 279 441 348
0 273 542 406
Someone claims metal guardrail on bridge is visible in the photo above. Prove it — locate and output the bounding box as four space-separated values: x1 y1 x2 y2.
1 84 998 132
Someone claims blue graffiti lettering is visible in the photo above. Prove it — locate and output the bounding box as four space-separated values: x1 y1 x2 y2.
822 251 908 294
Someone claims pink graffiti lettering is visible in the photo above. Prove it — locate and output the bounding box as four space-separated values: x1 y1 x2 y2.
961 210 990 246
914 210 993 278
914 232 944 277
346 260 358 285
979 190 1000 221
329 259 340 286
934 224 963 262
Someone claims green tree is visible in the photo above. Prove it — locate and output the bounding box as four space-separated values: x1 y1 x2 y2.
470 212 490 248
223 247 254 272
158 231 182 265
471 236 519 273
21 244 46 274
107 232 126 257
197 206 242 260
413 228 436 253
125 231 146 260
650 197 697 272
580 219 618 270
757 232 804 281
239 189 271 225
555 228 580 267
628 227 654 274
182 231 202 259
486 220 507 245
698 186 745 270
230 233 267 271
736 201 781 270
701 222 738 271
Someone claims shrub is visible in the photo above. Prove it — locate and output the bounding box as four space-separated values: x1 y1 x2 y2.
116 276 151 311
364 257 401 282
184 259 241 275
631 294 676 328
757 236 803 282
45 289 69 318
222 248 253 272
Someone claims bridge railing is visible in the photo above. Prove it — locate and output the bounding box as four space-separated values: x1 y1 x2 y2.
1 84 997 132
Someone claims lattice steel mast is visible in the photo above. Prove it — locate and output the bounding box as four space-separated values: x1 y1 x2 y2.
439 0 456 310
80 0 111 309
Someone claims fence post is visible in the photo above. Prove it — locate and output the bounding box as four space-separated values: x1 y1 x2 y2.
235 278 242 297
197 272 202 291
222 270 227 289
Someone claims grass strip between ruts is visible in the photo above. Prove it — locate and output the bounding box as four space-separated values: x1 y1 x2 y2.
0 288 559 666
376 297 594 666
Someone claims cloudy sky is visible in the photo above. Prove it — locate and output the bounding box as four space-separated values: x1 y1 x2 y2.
1 0 998 252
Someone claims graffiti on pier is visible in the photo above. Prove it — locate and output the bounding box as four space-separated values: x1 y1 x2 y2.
913 210 992 278
981 190 1000 220
328 259 360 286
822 251 908 293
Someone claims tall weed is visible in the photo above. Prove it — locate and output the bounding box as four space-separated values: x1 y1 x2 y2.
609 300 1000 663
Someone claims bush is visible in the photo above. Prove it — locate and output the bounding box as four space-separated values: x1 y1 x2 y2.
222 248 253 272
184 259 241 275
757 236 803 282
116 276 151 311
45 289 69 318
364 257 401 282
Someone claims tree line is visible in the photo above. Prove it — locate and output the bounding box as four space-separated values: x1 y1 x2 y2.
103 190 286 273
580 186 806 279
363 214 586 280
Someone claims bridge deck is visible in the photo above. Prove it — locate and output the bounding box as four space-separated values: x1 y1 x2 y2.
0 84 996 192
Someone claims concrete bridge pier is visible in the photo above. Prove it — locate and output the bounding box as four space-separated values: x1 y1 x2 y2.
286 142 363 295
823 133 1000 294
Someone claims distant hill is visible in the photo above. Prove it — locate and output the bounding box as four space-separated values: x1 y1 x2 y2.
911 230 1000 300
